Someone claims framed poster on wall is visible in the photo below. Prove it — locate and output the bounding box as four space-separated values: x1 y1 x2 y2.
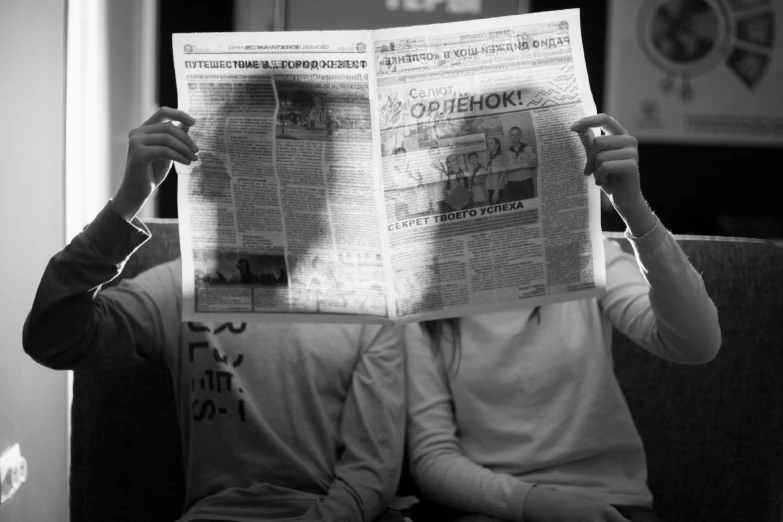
606 0 782 147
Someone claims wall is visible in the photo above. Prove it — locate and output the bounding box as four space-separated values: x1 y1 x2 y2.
0 1 69 521
531 0 783 238
106 0 159 219
66 0 159 240
156 0 236 217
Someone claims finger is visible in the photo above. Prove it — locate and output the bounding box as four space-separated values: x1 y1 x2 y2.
132 122 200 154
142 106 196 127
135 132 199 162
572 126 596 158
593 148 639 174
584 134 637 175
570 113 628 136
592 133 638 153
134 121 200 153
131 134 197 164
135 145 193 166
594 158 638 186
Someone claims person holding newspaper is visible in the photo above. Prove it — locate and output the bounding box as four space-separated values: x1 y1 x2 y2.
504 125 538 202
485 137 507 204
443 154 472 212
467 152 489 207
22 107 407 522
405 113 721 522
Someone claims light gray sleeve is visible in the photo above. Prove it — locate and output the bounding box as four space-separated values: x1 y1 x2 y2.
303 325 406 522
405 324 532 522
600 219 721 364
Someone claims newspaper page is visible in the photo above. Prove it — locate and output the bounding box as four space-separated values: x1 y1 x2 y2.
172 31 394 323
374 8 606 323
173 9 605 325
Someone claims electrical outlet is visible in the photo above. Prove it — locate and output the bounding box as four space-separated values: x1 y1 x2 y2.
0 443 28 504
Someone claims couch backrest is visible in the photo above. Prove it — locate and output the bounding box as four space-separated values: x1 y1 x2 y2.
607 232 783 521
69 223 783 522
70 220 184 522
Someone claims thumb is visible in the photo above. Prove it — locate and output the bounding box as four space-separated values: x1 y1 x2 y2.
571 125 596 156
151 157 175 186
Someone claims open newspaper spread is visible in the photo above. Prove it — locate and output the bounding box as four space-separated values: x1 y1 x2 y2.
172 8 605 324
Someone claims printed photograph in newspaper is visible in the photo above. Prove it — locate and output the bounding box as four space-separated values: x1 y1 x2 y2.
275 81 371 143
382 109 540 224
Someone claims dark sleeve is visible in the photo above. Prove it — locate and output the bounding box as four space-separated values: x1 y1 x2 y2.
23 202 179 371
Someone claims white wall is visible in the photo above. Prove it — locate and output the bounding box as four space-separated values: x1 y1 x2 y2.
67 0 158 239
235 0 284 32
0 1 69 521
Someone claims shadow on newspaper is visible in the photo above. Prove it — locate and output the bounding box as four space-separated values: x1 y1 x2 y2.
182 71 588 323
381 98 548 321
185 76 390 318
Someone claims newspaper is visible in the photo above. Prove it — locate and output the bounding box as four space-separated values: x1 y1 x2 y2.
172 8 606 325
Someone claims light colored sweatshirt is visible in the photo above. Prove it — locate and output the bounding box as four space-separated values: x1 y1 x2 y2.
23 203 406 522
405 220 721 521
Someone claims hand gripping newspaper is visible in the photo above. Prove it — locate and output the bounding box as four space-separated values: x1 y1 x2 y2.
172 8 605 325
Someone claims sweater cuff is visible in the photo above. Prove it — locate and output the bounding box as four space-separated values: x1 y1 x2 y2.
624 215 667 255
506 481 534 522
82 201 151 266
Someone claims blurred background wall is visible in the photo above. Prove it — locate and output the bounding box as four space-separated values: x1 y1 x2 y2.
0 1 69 521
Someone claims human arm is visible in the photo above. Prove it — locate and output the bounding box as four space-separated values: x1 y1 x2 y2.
405 325 531 521
406 167 424 186
498 169 509 192
571 114 721 363
569 114 654 237
431 159 448 177
22 108 197 370
303 326 406 522
22 204 184 371
525 147 538 195
110 107 198 221
473 166 488 185
406 325 632 522
520 147 538 169
600 226 721 363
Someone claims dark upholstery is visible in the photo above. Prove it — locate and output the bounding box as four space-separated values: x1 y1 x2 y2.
68 222 783 522
606 232 783 522
69 219 184 522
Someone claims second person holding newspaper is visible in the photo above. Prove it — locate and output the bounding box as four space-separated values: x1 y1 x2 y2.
405 114 721 522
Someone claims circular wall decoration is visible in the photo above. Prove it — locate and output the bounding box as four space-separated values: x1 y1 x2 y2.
637 0 775 100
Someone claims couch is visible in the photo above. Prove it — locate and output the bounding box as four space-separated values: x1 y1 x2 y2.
68 220 783 521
